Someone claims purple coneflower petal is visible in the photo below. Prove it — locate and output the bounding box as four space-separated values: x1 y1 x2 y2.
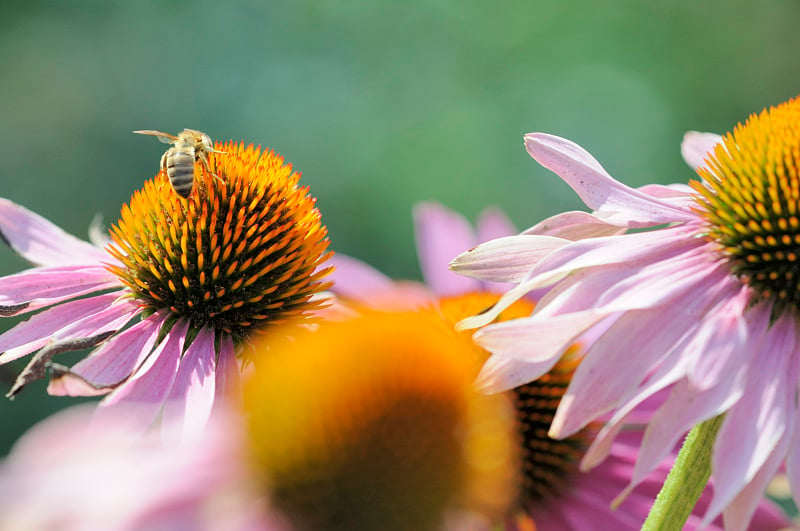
720 426 793 531
328 254 396 302
475 353 561 392
522 211 627 240
413 202 481 295
626 374 746 498
0 292 133 364
0 198 110 266
476 207 516 242
0 265 121 316
681 131 723 171
163 327 217 440
94 320 189 430
524 133 696 227
705 328 795 524
449 235 568 284
213 334 240 412
57 311 169 390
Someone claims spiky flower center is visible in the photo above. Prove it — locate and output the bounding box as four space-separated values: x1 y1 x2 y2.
438 293 589 513
243 311 518 530
107 141 333 341
692 97 800 313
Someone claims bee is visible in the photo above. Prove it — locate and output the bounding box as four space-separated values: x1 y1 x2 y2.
134 128 225 198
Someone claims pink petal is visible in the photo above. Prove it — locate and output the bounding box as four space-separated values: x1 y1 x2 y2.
0 265 121 316
522 211 627 240
449 234 569 284
47 371 113 396
720 428 793 531
95 320 190 431
637 183 695 199
329 254 433 309
551 302 707 439
67 311 168 388
685 290 752 390
328 254 395 302
628 374 745 495
524 133 696 227
474 354 561 393
0 198 110 266
163 327 217 439
413 202 481 295
213 333 241 412
475 207 516 242
0 292 133 364
705 320 795 523
681 131 723 171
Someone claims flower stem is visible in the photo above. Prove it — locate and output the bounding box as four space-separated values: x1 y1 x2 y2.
641 414 724 531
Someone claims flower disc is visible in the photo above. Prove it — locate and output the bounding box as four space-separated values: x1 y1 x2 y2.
107 141 333 341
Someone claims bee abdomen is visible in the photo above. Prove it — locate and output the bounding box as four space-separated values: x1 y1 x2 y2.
166 151 196 198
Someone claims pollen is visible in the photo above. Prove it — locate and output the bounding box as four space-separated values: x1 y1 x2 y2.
692 96 800 313
243 311 519 530
439 292 590 514
106 141 333 341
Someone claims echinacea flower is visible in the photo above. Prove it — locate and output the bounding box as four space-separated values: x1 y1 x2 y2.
331 203 791 529
0 139 333 431
0 310 520 531
451 96 800 528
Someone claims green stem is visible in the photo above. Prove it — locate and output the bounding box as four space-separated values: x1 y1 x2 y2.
641 414 724 531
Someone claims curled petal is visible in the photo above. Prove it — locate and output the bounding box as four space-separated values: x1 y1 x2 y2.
0 198 110 266
524 133 696 227
681 131 723 171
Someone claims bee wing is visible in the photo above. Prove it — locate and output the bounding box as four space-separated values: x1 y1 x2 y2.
133 130 177 144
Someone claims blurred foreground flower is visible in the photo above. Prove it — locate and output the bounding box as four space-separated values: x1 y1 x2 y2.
0 310 522 531
452 96 800 528
332 203 790 530
0 139 332 432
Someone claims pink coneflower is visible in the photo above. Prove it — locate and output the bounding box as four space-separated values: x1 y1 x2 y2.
0 140 333 431
451 96 800 528
332 203 789 529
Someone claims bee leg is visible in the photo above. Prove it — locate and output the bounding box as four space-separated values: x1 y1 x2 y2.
199 154 225 185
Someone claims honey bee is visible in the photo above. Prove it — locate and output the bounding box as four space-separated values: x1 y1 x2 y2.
134 128 225 198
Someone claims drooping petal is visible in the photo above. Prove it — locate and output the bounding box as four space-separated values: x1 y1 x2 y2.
681 131 723 171
0 292 134 364
524 133 696 227
685 290 753 390
0 265 121 316
213 333 241 412
626 373 746 496
550 297 719 439
94 320 190 431
704 318 795 524
720 425 794 531
163 327 217 439
64 311 168 388
0 198 110 266
413 202 481 295
474 354 562 395
522 211 627 240
449 235 569 284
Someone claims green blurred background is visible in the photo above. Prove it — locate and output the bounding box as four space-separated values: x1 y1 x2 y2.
0 0 798 463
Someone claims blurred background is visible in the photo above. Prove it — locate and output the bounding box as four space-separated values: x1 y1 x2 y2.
0 0 798 481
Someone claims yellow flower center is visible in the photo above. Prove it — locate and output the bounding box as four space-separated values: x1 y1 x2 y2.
243 311 519 530
106 141 333 341
439 292 589 515
692 96 800 313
